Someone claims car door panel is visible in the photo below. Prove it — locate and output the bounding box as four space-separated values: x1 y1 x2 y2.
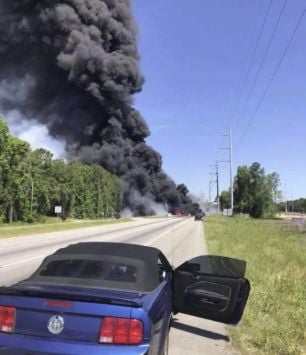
186 280 231 311
173 256 250 325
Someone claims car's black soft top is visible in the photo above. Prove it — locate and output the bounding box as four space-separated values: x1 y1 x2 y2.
26 242 165 293
54 242 160 262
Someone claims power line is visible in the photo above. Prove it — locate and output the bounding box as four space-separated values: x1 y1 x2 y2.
230 0 273 126
236 8 306 146
233 0 288 131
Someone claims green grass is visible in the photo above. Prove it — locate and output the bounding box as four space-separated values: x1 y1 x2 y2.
205 216 306 355
0 217 132 238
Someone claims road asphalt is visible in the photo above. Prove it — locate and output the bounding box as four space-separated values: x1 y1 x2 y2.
0 217 237 354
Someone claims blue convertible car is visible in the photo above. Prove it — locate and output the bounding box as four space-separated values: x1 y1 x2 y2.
0 242 250 354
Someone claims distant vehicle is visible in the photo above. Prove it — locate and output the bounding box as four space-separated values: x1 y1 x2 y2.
114 212 121 219
194 212 206 221
0 242 250 355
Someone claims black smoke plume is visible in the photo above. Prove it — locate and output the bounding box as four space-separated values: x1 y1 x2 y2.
0 0 195 215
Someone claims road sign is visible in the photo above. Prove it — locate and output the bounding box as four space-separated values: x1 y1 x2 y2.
223 208 233 217
55 206 62 214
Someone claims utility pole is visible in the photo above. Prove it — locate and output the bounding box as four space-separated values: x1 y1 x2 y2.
229 127 233 212
209 179 216 215
30 175 34 214
28 158 34 214
209 180 212 205
209 180 212 215
209 162 219 214
218 127 234 214
284 183 288 213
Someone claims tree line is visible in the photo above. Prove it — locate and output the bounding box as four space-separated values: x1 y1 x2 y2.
220 162 281 218
0 116 121 223
278 198 306 213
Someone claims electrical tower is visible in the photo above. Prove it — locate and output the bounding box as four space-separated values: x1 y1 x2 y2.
218 127 233 214
209 162 220 214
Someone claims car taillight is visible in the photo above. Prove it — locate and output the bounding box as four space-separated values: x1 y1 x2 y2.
0 306 16 333
99 317 143 345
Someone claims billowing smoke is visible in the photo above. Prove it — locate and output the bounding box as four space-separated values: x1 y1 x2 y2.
189 193 208 212
6 110 66 158
0 0 193 214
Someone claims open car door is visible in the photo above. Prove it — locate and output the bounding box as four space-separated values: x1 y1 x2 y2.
173 256 250 325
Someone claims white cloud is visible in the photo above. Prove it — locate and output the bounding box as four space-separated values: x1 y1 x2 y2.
5 110 66 159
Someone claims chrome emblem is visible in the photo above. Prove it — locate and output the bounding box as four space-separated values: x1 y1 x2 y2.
47 315 64 335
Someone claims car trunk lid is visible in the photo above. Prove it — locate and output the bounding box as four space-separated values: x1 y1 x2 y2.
0 283 144 343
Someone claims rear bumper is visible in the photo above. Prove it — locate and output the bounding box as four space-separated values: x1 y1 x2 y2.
0 333 150 355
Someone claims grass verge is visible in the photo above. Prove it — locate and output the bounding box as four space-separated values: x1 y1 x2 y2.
205 216 306 355
0 217 132 238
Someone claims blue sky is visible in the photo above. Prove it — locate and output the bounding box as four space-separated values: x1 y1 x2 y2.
133 0 306 200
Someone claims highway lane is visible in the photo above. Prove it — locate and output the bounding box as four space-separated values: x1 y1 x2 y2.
0 217 236 354
0 217 186 285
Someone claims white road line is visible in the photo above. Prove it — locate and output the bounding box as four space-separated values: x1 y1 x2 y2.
145 218 190 245
0 228 137 268
0 219 191 268
0 255 46 268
